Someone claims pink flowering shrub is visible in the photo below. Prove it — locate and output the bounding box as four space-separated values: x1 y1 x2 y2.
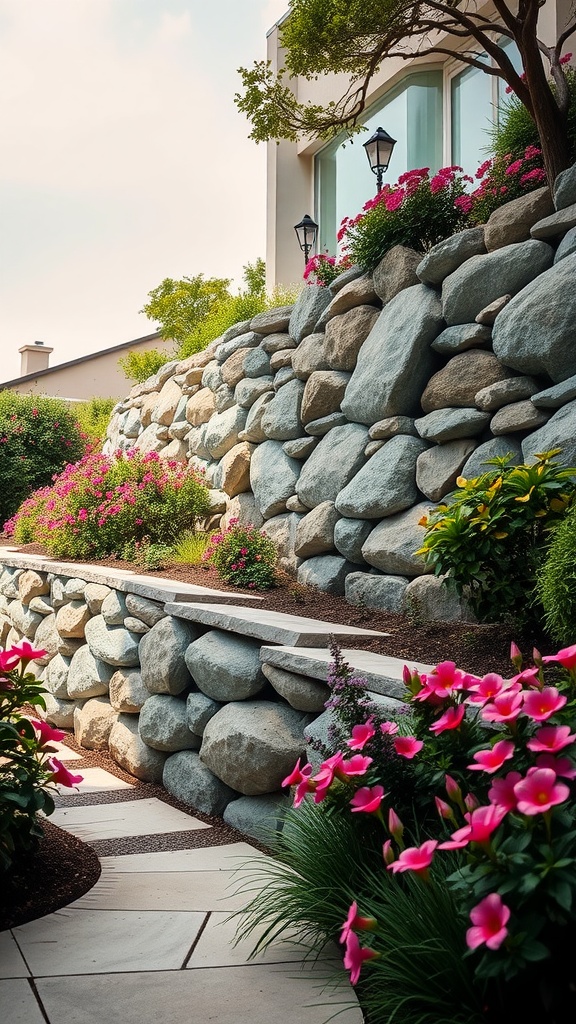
0 641 83 872
203 519 277 589
303 252 352 287
455 145 547 225
280 641 576 1018
5 449 210 560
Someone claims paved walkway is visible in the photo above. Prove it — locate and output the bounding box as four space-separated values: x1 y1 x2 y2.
1 744 362 1024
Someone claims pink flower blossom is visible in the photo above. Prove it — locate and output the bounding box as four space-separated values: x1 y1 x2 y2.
488 771 522 812
454 194 473 213
523 686 567 722
384 189 404 212
30 720 65 749
393 735 424 759
47 758 83 788
505 159 524 176
0 648 22 672
520 168 547 186
350 785 385 814
560 52 573 65
414 661 472 701
542 643 576 670
468 740 515 774
387 807 404 842
340 901 377 945
467 673 505 703
466 893 510 951
481 688 523 724
8 640 47 664
282 758 311 789
527 725 576 753
514 768 570 815
429 704 466 735
439 804 507 850
435 796 455 820
343 931 379 986
380 720 399 736
347 718 376 751
339 754 373 778
535 754 576 779
387 839 438 877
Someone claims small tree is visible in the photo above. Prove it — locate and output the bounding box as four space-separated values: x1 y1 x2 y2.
141 274 232 343
236 0 576 184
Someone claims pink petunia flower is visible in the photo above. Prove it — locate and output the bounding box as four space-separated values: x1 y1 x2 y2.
468 740 515 774
282 758 312 789
542 643 576 670
535 753 576 779
350 785 385 814
347 718 376 751
380 720 399 736
343 931 380 986
387 840 438 877
439 804 507 850
467 673 505 704
340 901 377 945
7 640 47 664
393 735 424 759
514 768 570 815
429 704 466 735
481 688 523 724
523 687 567 721
527 725 576 753
47 758 83 788
466 893 510 951
29 720 66 749
488 771 522 812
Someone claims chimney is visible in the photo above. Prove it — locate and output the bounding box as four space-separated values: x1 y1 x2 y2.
19 341 53 376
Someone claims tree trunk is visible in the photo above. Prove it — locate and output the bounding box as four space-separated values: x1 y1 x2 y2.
518 22 572 186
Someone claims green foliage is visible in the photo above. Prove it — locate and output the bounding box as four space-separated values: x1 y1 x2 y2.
118 346 175 384
491 68 576 163
242 257 266 297
122 537 174 572
141 274 231 343
0 391 86 527
418 451 576 624
537 503 576 643
342 166 466 270
204 520 277 589
460 146 547 225
73 397 116 444
179 290 266 359
171 530 212 565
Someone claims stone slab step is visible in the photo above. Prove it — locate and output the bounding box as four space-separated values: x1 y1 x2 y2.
165 601 389 648
260 645 433 700
49 797 211 841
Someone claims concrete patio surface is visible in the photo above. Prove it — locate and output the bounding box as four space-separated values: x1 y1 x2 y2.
1 751 363 1024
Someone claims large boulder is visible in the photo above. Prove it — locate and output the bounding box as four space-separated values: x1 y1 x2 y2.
139 694 200 752
18 571 49 605
139 617 200 695
297 554 356 595
416 227 486 285
261 512 303 575
186 388 216 426
522 399 576 467
67 645 114 699
405 575 475 622
324 306 380 371
416 440 477 502
291 333 330 379
261 378 305 440
484 188 553 250
261 663 330 713
335 435 428 518
124 594 166 627
163 751 236 815
301 371 350 424
415 408 491 443
475 376 540 411
334 517 374 564
250 440 301 519
203 405 248 459
373 245 421 302
216 442 254 497
185 630 265 701
108 715 167 783
109 668 149 713
442 239 554 325
345 572 409 613
74 698 119 751
294 501 340 558
461 436 523 477
84 616 140 667
250 305 293 334
200 701 309 796
421 351 513 412
432 323 492 354
361 502 434 577
296 423 369 509
241 391 274 443
341 285 443 424
288 285 331 342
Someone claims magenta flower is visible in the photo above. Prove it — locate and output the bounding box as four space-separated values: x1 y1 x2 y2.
513 768 570 815
347 718 376 751
8 639 47 664
466 893 510 951
434 796 454 820
387 807 404 842
488 772 522 812
380 720 399 736
343 931 379 986
393 735 424 759
467 673 505 704
429 704 466 735
481 688 523 724
30 719 66 749
387 839 438 877
535 753 576 779
48 758 83 788
282 758 312 789
542 643 576 670
382 839 395 865
523 687 567 722
340 901 377 944
350 785 385 814
439 804 507 850
338 754 373 778
527 725 576 753
421 661 473 699
0 648 22 672
468 740 515 774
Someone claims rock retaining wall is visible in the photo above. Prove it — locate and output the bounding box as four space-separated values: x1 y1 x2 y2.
104 168 576 620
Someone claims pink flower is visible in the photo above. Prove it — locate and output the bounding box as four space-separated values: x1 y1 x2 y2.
476 159 492 179
468 740 515 774
434 796 455 820
8 640 47 664
514 768 570 815
445 774 462 801
439 804 507 850
388 807 404 842
387 839 438 877
350 785 385 814
466 894 510 951
455 194 473 214
380 720 399 736
393 735 423 759
523 686 567 722
0 648 22 671
560 52 573 65
542 643 576 670
384 189 404 212
30 719 65 748
340 901 377 945
535 754 576 779
505 159 524 175
343 931 379 986
47 758 83 788
415 661 472 701
481 688 523 724
527 725 576 753
520 168 547 186
282 758 312 789
488 772 522 812
429 704 466 735
382 839 395 865
347 718 376 751
467 673 505 704
338 754 373 778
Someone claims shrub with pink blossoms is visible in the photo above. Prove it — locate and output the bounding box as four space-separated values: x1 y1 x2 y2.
457 145 547 225
303 252 351 287
203 519 277 589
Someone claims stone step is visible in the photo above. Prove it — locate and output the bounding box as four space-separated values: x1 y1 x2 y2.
260 645 433 700
166 601 389 648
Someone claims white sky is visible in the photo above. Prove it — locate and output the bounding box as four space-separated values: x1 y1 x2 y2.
0 0 288 381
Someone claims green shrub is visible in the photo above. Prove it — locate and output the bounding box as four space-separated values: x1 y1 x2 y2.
457 146 547 224
204 519 277 589
0 392 86 527
490 67 576 163
73 397 116 445
537 502 576 643
118 347 176 384
171 530 212 565
417 451 576 625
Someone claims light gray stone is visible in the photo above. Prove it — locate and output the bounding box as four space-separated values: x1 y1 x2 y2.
250 440 301 519
416 227 486 285
101 591 128 626
200 701 309 796
554 226 576 263
243 347 272 378
220 492 264 531
475 376 540 411
8 600 42 639
334 518 373 564
341 285 443 424
215 330 262 363
288 285 331 343
74 697 119 751
421 351 513 412
50 578 68 609
490 401 550 435
213 384 236 413
261 378 305 440
261 512 303 575
415 408 491 443
361 502 434 577
124 594 166 627
283 436 318 460
530 202 576 239
269 348 294 371
294 502 340 558
109 668 149 713
241 391 274 443
296 423 368 509
109 715 167 783
291 333 330 379
67 645 114 699
123 616 149 634
304 413 348 435
204 405 248 460
63 578 88 600
273 366 297 389
405 575 475 622
139 694 200 752
345 572 409 613
18 570 49 605
260 332 296 354
163 751 236 815
442 240 554 325
85 616 141 667
43 693 80 729
328 264 365 295
133 423 165 454
186 692 222 737
522 399 576 467
185 630 265 701
297 554 356 595
485 187 553 250
28 594 53 616
261 663 329 713
44 654 71 699
432 323 492 354
287 495 313 513
373 245 422 302
223 794 290 842
369 416 418 440
492 254 576 382
33 613 60 662
234 376 274 409
324 306 380 371
250 305 293 335
139 617 199 695
301 371 349 424
220 319 251 344
84 583 112 615
461 436 523 478
553 163 576 210
416 439 477 501
336 435 428 518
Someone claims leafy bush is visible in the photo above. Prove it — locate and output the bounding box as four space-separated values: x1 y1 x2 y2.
303 252 351 286
5 450 211 559
417 451 576 625
203 519 277 589
456 146 547 224
73 397 116 445
0 640 82 872
491 65 576 164
0 392 86 526
118 347 176 384
341 165 467 270
537 503 576 643
179 290 267 359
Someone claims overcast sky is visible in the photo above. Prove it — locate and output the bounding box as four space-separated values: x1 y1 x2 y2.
0 0 288 382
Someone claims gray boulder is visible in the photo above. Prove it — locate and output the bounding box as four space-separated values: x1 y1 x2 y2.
442 240 554 325
215 331 262 363
243 347 272 378
67 645 114 699
163 751 236 815
261 378 305 440
522 399 576 467
108 715 167 783
283 436 318 460
334 517 374 564
461 436 523 478
373 245 421 302
415 408 491 443
44 654 71 699
139 694 200 752
74 698 119 751
185 630 265 701
294 501 340 558
250 305 293 335
475 376 540 411
250 440 301 519
109 668 149 713
421 351 513 412
345 572 409 613
261 332 296 354
84 583 112 615
261 512 303 575
85 616 141 667
241 391 274 443
432 323 492 354
361 502 434 577
288 285 331 343
291 333 330 379
530 203 576 239
186 692 222 737
484 188 553 250
204 405 248 459
335 435 428 518
223 794 290 842
297 554 356 595
553 163 576 210
416 440 477 501
124 594 166 627
416 227 486 285
405 575 475 622
490 401 550 435
324 305 379 369
261 663 329 713
101 591 128 626
304 413 348 435
531 375 576 408
139 617 200 695
554 226 576 263
296 423 368 509
234 377 274 409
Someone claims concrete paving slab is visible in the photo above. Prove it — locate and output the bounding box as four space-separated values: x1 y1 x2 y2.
13 909 206 976
52 767 133 796
49 798 211 841
260 644 433 700
68 867 248 912
166 601 389 647
0 979 46 1024
47 741 83 761
0 932 29 978
186 912 307 968
36 962 363 1024
99 843 266 873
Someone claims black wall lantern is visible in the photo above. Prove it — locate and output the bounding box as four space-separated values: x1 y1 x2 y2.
294 213 319 264
363 126 397 194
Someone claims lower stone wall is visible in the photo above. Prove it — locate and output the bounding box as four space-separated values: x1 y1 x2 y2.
0 555 413 840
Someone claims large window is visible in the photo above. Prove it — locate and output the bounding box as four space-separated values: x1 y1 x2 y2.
450 58 494 174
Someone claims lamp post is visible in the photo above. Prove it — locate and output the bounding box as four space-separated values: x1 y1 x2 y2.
363 126 397 194
294 214 319 265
